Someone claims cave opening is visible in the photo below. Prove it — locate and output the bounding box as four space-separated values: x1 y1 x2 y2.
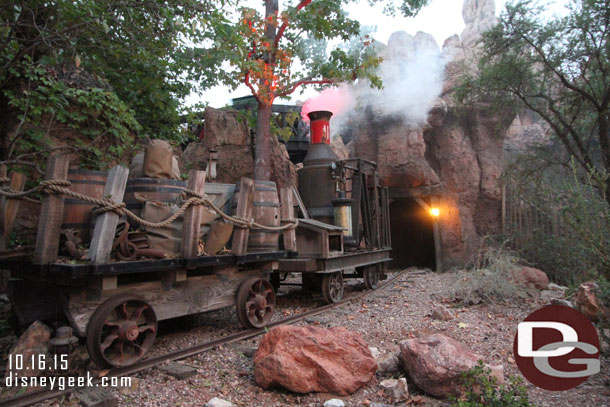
389 197 436 270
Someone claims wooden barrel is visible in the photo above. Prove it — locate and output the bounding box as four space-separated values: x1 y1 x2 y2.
61 169 108 243
124 178 186 218
233 180 280 252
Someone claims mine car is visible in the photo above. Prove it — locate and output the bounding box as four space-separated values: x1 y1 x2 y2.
0 110 391 368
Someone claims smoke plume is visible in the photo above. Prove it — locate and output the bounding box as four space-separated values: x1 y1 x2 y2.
301 31 446 136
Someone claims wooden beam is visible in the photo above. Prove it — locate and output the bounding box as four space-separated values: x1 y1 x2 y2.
292 186 310 219
431 196 442 273
231 177 254 255
34 155 70 264
388 184 444 199
181 169 206 258
414 197 431 212
88 166 129 264
0 172 26 250
280 186 297 252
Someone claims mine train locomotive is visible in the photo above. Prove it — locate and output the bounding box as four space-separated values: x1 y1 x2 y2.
1 110 391 368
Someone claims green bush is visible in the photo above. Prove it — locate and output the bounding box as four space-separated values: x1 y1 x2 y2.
452 360 530 407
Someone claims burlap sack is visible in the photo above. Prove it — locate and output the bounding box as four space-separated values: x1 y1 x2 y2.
130 151 180 179
140 200 220 256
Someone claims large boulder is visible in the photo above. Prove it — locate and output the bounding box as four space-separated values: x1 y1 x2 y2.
398 334 481 398
183 107 296 187
254 326 376 395
5 321 52 378
574 281 610 322
510 266 549 290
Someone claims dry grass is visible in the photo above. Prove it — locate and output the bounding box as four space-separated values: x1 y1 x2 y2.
448 241 533 305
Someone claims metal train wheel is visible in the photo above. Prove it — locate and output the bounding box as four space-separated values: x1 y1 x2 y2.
322 271 344 304
363 265 381 290
236 277 276 329
86 294 157 368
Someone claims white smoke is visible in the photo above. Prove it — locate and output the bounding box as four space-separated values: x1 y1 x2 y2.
367 31 445 124
303 31 447 137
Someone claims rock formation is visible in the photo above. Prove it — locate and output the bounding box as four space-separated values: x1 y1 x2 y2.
253 325 376 395
183 107 296 188
340 0 511 269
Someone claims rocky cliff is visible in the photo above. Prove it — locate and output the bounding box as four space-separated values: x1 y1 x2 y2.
342 0 508 268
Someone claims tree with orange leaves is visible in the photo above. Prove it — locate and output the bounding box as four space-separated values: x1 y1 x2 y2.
215 0 427 180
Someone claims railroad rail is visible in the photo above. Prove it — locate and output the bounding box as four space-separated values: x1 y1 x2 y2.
0 268 412 407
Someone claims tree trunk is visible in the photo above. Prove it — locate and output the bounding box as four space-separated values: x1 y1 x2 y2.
253 0 279 181
254 101 273 180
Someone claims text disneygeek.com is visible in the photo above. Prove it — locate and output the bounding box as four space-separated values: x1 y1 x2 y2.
5 372 132 391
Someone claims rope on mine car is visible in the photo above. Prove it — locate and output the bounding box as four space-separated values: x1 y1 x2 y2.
0 179 298 231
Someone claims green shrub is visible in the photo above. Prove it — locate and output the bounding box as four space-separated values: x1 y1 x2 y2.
452 360 530 407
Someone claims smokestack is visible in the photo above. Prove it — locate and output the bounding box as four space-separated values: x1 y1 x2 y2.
298 110 339 225
308 110 333 145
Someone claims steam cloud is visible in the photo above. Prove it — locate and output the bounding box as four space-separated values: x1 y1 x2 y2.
301 31 446 136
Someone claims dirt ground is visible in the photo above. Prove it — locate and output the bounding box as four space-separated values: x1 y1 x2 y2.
1 269 609 407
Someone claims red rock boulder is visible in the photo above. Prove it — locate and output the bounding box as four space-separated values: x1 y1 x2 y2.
510 266 549 290
574 281 610 322
398 334 481 398
254 326 376 395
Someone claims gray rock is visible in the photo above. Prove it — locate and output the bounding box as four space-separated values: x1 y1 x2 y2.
548 283 568 292
431 305 454 321
230 343 257 358
74 387 118 407
377 351 401 375
158 362 197 379
369 346 381 359
379 377 409 402
323 399 345 407
205 397 233 407
551 298 574 308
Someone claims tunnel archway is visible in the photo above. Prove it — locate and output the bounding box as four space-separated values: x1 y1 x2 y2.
389 198 436 269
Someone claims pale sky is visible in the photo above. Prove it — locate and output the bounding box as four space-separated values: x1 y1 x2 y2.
191 0 570 108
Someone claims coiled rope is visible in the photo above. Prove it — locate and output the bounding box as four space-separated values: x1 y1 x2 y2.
0 179 298 231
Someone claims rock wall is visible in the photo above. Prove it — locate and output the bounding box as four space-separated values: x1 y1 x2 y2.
183 107 296 188
343 0 508 269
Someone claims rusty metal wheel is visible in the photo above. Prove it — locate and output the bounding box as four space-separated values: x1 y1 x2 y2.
236 277 275 329
322 271 344 304
363 264 381 290
86 294 157 368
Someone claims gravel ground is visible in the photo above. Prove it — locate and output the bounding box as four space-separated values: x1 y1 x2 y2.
2 269 609 406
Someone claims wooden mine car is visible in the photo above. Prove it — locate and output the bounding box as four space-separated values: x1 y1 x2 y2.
0 110 391 368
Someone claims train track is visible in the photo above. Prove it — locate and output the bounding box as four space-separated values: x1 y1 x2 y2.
1 268 412 407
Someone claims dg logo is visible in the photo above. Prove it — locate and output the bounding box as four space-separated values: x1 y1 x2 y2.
513 305 600 391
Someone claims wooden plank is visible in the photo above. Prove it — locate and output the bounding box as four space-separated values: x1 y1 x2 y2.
87 166 129 264
0 172 26 250
388 184 444 199
292 186 310 219
350 172 362 244
66 266 264 336
280 186 297 252
431 196 442 273
231 177 254 255
34 155 70 264
372 172 381 248
501 184 506 235
181 169 206 258
360 174 373 248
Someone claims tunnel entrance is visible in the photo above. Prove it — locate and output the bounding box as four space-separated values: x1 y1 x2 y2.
389 198 436 269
